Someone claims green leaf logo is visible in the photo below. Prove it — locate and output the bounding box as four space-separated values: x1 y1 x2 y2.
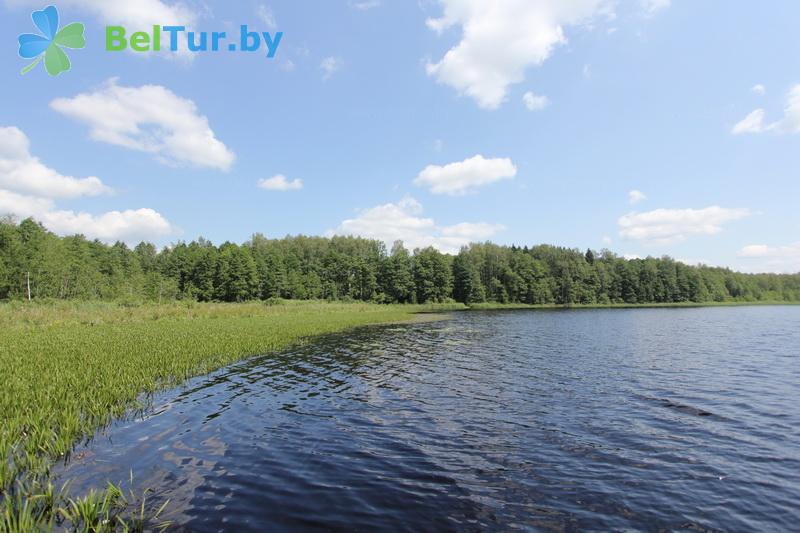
18 5 85 77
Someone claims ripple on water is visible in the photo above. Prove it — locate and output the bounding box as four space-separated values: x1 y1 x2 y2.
58 307 800 531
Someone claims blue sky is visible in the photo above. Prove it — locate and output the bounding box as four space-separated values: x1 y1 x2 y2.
1 0 798 273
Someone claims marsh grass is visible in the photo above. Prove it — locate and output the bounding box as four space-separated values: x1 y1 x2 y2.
2 476 171 532
0 300 461 531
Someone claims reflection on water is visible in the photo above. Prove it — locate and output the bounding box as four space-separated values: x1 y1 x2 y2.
59 307 800 531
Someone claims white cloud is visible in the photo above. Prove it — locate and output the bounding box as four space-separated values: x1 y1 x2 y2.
258 175 303 191
738 242 800 273
414 155 517 195
601 235 613 245
522 91 549 111
0 187 174 246
8 0 197 27
642 0 670 16
773 85 800 133
582 64 592 79
348 0 380 10
45 207 173 243
752 84 766 95
425 0 611 109
0 127 175 243
618 206 751 244
0 189 173 243
320 57 343 80
0 189 53 218
628 189 647 205
733 84 800 135
256 4 277 30
51 79 235 171
732 109 766 134
0 126 111 198
331 197 504 254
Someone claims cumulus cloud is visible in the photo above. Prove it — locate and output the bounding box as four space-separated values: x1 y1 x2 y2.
752 84 766 95
732 109 766 134
258 175 303 191
628 189 647 205
773 85 800 133
0 188 174 244
0 127 174 243
738 242 800 273
320 57 343 80
642 0 670 16
8 0 197 27
733 84 800 135
414 155 517 195
348 0 380 10
522 91 549 111
331 197 504 254
618 206 751 244
425 0 611 109
256 4 277 30
51 79 235 171
0 189 54 218
0 126 111 198
46 206 172 243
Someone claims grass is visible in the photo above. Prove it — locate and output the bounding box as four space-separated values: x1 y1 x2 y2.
0 300 462 531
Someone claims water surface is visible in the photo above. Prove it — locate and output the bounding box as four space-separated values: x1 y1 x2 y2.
61 307 800 531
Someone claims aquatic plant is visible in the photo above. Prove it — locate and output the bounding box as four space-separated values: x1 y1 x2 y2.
0 301 457 530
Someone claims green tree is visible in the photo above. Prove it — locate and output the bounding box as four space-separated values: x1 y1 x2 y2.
1 216 799 306
413 247 453 303
380 241 415 303
215 244 259 302
453 250 485 304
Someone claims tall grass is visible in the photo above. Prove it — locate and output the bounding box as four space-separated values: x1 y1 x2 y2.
0 300 460 530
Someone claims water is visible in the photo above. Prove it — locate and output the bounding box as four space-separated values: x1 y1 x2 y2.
60 307 800 531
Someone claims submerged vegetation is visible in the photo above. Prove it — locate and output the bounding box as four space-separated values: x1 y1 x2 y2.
2 217 799 306
0 300 457 530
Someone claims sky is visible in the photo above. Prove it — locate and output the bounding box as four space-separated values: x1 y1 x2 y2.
1 0 799 273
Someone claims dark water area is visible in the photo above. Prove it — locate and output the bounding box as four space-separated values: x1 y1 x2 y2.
60 307 800 531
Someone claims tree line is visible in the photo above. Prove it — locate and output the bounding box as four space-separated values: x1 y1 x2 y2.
2 217 799 304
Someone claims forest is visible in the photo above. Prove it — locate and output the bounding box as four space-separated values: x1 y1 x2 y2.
2 217 799 305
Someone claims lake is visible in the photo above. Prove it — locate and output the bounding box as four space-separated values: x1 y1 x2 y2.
59 307 800 531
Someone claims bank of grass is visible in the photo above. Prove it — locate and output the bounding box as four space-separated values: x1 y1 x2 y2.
0 300 462 530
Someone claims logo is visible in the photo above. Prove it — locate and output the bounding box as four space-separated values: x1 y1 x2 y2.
18 5 85 77
105 26 283 57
